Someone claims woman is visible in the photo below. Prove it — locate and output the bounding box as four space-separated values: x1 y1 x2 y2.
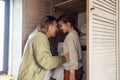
58 14 82 80
17 16 69 80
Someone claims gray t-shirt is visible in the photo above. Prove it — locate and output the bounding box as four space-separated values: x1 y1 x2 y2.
63 30 82 73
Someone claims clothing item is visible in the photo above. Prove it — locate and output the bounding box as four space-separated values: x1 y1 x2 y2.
57 42 64 55
80 35 86 40
80 24 86 34
80 35 86 46
17 31 66 80
52 66 64 80
63 30 82 73
64 68 82 80
49 37 58 56
44 70 52 80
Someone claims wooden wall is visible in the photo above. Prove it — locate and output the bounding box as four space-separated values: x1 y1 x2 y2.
22 0 51 50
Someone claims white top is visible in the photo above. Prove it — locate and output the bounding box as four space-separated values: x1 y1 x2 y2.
63 30 82 73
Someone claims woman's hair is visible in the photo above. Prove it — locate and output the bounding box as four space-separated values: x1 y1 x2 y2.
57 14 80 36
36 16 57 34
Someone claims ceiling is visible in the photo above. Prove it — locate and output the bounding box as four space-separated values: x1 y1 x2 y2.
53 0 86 13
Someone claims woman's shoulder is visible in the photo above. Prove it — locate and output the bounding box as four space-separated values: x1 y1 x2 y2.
30 31 47 38
28 31 47 41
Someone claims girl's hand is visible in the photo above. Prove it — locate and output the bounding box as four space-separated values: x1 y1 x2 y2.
70 73 75 80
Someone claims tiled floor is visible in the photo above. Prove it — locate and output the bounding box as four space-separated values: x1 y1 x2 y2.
0 74 14 80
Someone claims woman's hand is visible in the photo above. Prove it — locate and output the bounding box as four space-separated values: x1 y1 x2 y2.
64 53 69 62
70 73 75 80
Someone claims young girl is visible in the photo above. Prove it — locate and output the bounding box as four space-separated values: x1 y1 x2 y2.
58 14 82 80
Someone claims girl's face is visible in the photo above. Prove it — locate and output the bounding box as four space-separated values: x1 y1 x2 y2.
48 20 58 37
58 21 70 33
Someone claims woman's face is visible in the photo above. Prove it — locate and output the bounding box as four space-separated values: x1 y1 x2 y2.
58 21 69 33
48 20 58 37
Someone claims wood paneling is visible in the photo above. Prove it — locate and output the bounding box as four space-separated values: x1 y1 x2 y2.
22 0 51 51
53 0 86 13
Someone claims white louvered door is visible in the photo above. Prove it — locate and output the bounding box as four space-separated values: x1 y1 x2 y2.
87 0 118 80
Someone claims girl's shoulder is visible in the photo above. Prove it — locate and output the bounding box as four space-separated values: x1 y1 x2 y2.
67 30 78 38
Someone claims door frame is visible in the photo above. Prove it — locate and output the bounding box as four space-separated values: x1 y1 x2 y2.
117 0 120 79
86 0 89 79
86 0 120 80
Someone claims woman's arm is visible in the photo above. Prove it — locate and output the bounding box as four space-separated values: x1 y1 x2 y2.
32 34 67 70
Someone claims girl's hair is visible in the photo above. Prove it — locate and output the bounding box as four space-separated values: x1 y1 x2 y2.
36 16 57 34
57 14 80 36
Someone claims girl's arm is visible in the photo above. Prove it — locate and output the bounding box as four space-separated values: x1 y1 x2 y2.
68 35 79 73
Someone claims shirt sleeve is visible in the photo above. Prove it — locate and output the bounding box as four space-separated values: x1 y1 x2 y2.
67 35 79 73
32 34 66 70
